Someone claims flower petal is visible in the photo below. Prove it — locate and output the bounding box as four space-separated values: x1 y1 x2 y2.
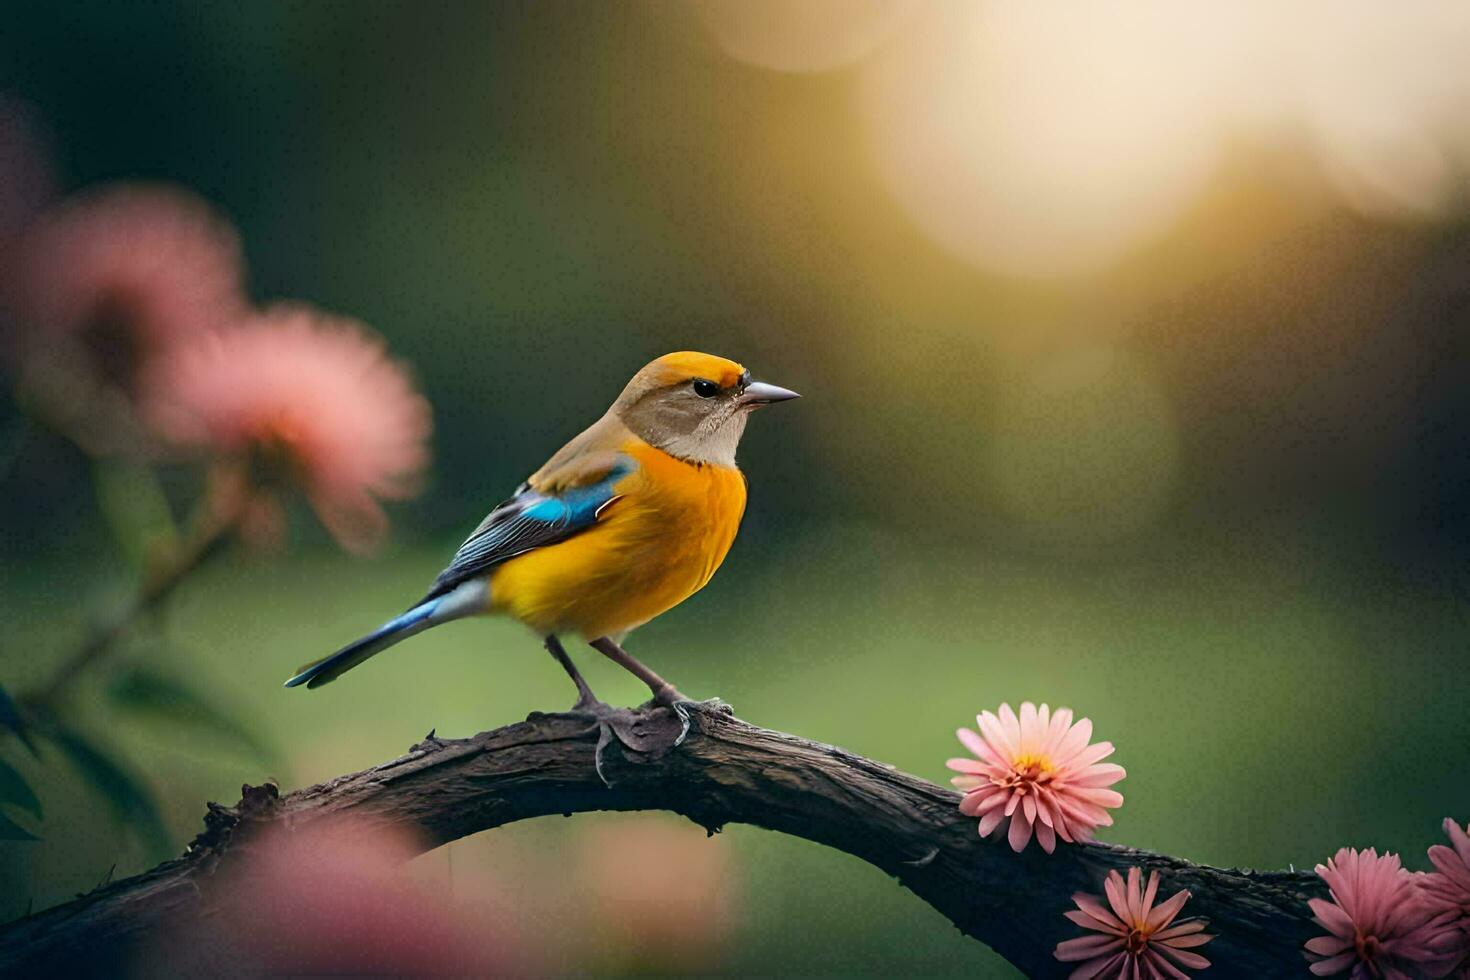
977 808 1007 838
1159 932 1214 949
998 703 1022 751
1104 870 1131 923
956 728 1000 765
1308 898 1355 938
1145 888 1191 930
1069 764 1128 788
1305 936 1352 956
1309 952 1357 975
1064 908 1126 935
1068 950 1126 980
1126 867 1144 923
1152 919 1208 941
1008 812 1035 852
978 712 1017 762
1154 944 1210 970
1055 935 1124 961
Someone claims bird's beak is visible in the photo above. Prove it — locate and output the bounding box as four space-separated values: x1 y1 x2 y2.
739 380 801 407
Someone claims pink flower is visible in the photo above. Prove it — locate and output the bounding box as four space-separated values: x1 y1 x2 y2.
947 702 1124 853
7 182 244 373
1054 867 1213 979
1423 820 1470 977
142 304 431 553
149 816 525 975
1305 846 1455 979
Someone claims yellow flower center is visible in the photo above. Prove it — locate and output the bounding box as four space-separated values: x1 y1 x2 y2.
1003 754 1056 794
1125 924 1152 955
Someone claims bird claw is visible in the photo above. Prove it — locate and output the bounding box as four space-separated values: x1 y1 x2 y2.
564 700 681 787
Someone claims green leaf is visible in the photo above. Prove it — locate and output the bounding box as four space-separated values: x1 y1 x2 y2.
0 685 37 756
106 665 278 765
0 810 38 841
92 459 179 568
0 756 41 819
48 728 170 858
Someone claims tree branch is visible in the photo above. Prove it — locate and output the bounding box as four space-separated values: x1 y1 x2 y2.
0 702 1323 977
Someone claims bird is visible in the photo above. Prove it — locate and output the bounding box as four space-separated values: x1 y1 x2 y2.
284 351 799 714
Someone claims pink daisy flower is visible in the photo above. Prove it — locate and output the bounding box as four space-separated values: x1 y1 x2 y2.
1054 867 1213 979
7 182 245 375
947 702 1124 853
1305 846 1454 979
1423 820 1470 977
142 304 431 554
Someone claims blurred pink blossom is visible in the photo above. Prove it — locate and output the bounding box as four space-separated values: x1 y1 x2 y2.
1054 866 1213 979
154 817 521 976
947 701 1125 853
142 304 431 553
6 182 244 376
1305 846 1456 978
1423 819 1470 978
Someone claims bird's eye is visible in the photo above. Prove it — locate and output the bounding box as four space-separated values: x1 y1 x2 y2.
692 379 719 398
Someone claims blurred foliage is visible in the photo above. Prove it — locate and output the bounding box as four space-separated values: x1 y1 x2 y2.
3 2 1470 977
46 725 171 859
90 460 179 571
106 663 278 767
0 687 36 755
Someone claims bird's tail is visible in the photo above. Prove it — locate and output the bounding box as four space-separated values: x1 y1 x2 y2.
284 580 488 689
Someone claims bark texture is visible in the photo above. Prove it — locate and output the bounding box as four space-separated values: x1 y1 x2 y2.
0 702 1324 977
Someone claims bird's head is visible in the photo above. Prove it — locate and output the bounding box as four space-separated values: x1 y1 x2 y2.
614 351 799 465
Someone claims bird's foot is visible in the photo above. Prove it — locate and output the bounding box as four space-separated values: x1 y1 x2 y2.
563 698 684 787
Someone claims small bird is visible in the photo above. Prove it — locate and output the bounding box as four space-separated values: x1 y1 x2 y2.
285 351 799 712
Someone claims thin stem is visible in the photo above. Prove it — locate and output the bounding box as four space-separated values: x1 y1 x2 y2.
29 496 240 709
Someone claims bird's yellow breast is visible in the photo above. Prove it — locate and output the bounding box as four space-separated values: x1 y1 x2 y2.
488 440 747 638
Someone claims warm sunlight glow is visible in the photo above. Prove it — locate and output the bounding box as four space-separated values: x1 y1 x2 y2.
859 2 1224 277
854 1 1470 277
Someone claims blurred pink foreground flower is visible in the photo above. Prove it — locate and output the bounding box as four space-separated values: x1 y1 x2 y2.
143 305 431 553
1306 847 1453 979
152 816 521 975
948 702 1124 853
1055 867 1212 979
1424 819 1470 977
8 183 244 364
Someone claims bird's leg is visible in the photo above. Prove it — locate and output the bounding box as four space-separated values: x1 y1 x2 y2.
542 635 677 787
543 634 599 710
588 636 685 706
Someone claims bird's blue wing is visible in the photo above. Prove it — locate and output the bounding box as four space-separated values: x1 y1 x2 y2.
421 453 634 601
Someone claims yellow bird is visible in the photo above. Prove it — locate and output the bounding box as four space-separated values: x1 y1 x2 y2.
285 351 799 709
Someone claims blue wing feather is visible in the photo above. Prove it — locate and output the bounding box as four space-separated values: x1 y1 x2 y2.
421 455 633 601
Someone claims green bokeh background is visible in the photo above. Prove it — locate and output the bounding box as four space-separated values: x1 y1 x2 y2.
4 3 1470 977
